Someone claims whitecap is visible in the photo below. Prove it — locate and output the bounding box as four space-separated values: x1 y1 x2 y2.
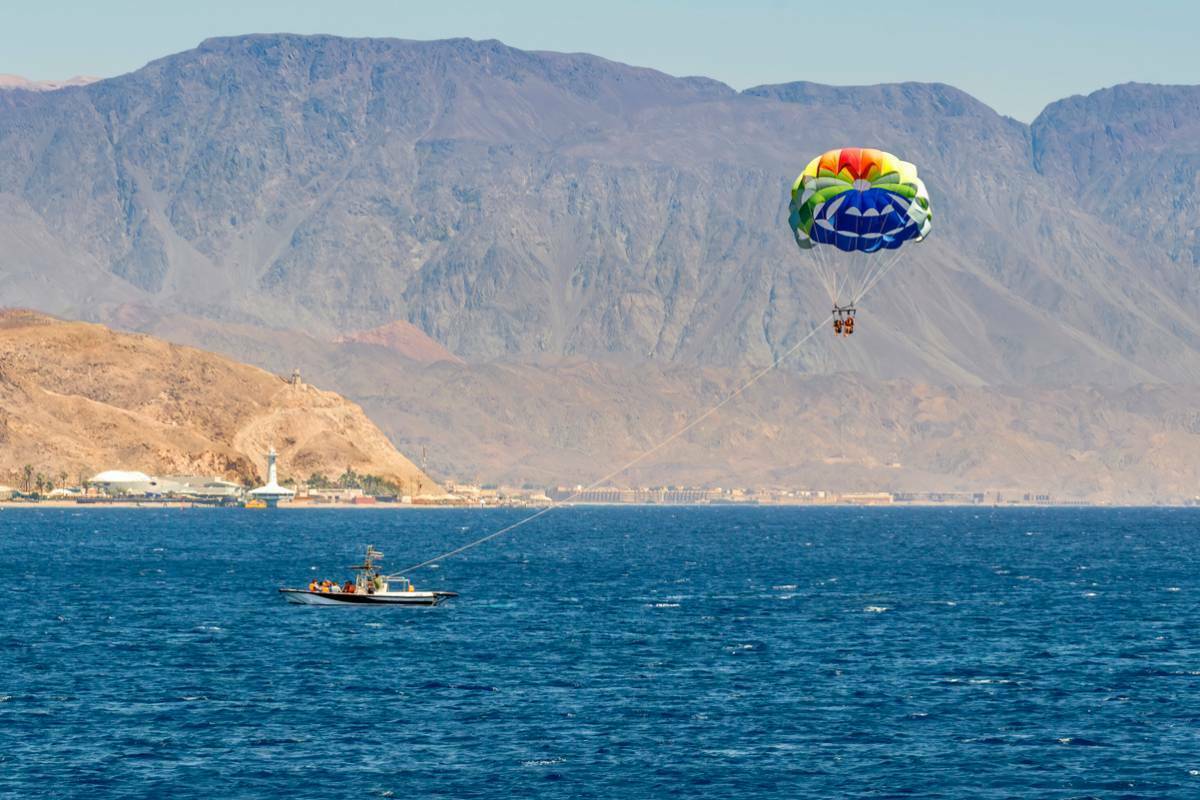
649 603 680 608
1166 587 1182 592
522 757 565 767
772 584 798 591
1083 592 1098 598
0 695 11 703
864 605 889 613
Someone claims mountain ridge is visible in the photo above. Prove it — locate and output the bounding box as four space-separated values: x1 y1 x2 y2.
1 34 1198 496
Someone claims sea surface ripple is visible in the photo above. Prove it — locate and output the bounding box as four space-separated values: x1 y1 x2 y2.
2 506 1199 798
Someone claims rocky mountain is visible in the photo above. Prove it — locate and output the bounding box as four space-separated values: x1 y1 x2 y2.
1032 83 1200 272
1 35 1198 499
0 309 437 491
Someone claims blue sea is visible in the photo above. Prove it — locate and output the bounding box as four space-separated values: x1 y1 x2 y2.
2 506 1199 798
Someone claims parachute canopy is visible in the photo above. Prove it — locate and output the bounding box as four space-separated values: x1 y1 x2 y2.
787 147 932 309
789 147 931 254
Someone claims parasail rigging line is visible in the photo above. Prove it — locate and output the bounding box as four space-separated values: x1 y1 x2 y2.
854 245 908 306
390 311 836 577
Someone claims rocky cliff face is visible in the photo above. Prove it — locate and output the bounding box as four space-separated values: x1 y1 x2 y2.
1 35 1198 497
1033 83 1200 272
0 309 437 490
2 35 1197 383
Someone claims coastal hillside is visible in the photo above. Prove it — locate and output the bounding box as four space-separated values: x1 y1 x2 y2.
0 309 437 490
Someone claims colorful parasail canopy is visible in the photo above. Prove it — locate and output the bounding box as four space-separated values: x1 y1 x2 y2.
789 147 931 254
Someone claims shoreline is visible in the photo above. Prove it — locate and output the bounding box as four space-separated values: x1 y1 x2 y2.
1 500 1194 510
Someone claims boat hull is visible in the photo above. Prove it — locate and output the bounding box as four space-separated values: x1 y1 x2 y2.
279 588 457 606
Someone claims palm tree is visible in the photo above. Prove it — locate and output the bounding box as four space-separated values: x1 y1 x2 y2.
21 464 33 493
58 471 68 490
34 473 47 496
337 467 359 489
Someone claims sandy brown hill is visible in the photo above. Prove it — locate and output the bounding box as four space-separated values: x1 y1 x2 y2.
0 310 436 491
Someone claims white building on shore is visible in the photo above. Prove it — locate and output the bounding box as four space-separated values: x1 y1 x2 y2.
88 470 165 496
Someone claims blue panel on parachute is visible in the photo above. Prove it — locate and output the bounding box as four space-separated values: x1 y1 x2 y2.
810 188 921 254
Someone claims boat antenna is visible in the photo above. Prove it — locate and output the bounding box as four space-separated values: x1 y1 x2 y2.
387 312 834 578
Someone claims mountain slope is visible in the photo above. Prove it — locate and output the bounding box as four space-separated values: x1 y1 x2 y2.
0 309 436 490
2 36 1199 497
1 35 1198 385
1033 83 1200 272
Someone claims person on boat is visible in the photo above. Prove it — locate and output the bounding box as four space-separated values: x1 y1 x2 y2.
320 580 332 593
343 580 355 593
308 579 319 592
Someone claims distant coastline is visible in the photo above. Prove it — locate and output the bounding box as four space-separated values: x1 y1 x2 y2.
3 500 1195 510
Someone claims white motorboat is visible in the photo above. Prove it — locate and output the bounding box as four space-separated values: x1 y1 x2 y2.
279 546 457 606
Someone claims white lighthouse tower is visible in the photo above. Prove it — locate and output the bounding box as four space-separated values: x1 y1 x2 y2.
248 447 295 508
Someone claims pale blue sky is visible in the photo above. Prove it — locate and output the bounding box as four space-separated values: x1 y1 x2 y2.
4 0 1197 121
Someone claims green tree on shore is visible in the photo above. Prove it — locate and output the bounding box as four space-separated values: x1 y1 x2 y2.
21 464 33 492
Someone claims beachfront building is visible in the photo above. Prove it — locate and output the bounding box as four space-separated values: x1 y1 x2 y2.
169 477 244 501
89 470 169 496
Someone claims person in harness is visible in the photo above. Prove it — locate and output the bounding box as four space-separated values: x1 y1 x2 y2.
832 306 856 336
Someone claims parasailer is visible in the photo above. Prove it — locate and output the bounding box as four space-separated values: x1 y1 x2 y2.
788 147 931 334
